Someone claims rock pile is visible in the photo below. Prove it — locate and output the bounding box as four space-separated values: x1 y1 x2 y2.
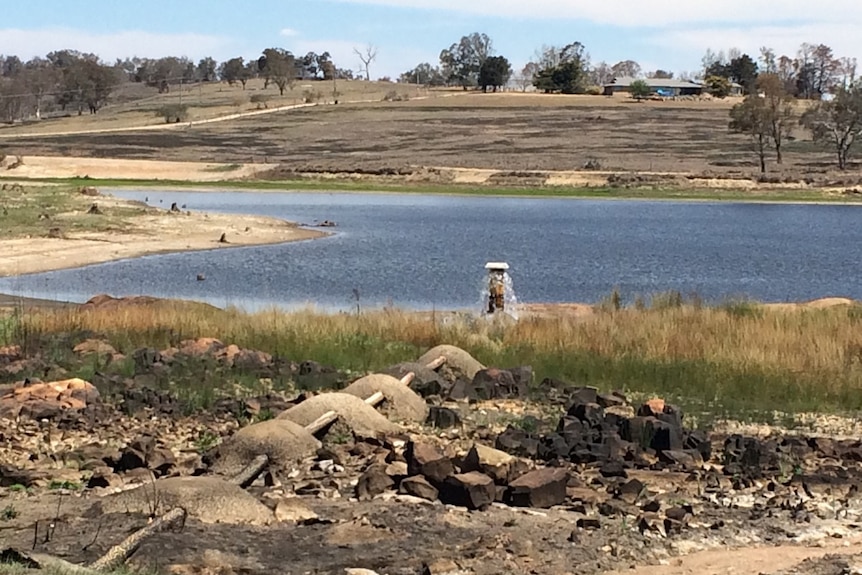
0 378 101 420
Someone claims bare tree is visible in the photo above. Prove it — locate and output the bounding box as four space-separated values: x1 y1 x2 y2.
757 73 795 164
354 44 378 81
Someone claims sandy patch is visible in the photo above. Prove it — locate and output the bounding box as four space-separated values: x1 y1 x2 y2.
8 155 273 182
762 297 855 311
0 197 325 277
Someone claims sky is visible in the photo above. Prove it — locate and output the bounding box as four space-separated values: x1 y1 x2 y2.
2 1 862 80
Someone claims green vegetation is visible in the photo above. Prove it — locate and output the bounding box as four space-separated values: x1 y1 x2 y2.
629 80 651 101
155 103 188 123
7 294 862 422
2 504 18 521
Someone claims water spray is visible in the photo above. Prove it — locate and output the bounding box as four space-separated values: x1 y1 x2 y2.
482 262 519 320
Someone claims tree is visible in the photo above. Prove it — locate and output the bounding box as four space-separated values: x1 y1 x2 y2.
515 62 540 92
590 61 613 86
810 44 839 97
399 62 445 86
611 60 641 79
757 73 795 164
354 44 378 81
629 79 651 100
478 55 511 92
727 54 758 93
801 84 862 169
259 48 296 95
218 57 246 87
439 33 493 89
23 57 59 119
196 57 217 82
729 96 770 173
650 70 674 79
704 75 732 98
532 42 589 94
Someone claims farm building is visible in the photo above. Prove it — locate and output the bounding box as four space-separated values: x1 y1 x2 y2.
603 77 703 97
602 77 746 97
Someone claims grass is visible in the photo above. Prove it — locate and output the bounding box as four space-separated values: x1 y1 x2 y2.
6 295 862 421
0 185 150 239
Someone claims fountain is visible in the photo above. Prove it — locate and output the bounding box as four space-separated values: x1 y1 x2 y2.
482 262 519 320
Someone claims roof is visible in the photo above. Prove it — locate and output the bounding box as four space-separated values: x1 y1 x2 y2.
604 76 703 89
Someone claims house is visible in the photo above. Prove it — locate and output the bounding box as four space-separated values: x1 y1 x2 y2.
603 77 704 97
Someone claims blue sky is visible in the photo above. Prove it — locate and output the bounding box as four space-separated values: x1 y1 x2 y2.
3 1 861 79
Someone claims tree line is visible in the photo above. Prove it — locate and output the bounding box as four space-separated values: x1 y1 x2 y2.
0 48 354 123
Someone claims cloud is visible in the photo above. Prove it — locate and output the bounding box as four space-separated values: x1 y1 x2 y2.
0 27 237 61
649 23 862 63
333 0 862 28
280 28 299 37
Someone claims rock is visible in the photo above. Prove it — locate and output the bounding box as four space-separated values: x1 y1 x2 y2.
659 449 703 471
115 447 147 472
684 429 712 461
101 476 273 525
576 517 601 530
210 419 320 476
422 559 467 575
278 392 401 438
385 362 445 397
356 464 395 500
597 392 627 408
567 402 605 428
507 365 533 388
439 472 495 510
426 406 461 429
617 478 646 504
417 345 485 381
507 467 568 508
639 398 666 416
72 339 117 357
471 368 525 400
0 378 100 421
406 442 455 484
461 444 518 485
495 426 540 459
215 345 273 372
399 476 439 501
568 386 599 406
342 373 429 423
599 461 627 479
385 461 408 478
621 416 682 453
87 467 123 489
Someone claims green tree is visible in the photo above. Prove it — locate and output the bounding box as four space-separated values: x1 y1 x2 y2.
400 62 445 86
801 84 862 169
532 42 589 94
478 55 511 92
219 57 248 87
258 48 296 95
23 57 59 119
629 79 651 100
704 75 732 98
440 32 494 89
196 57 217 82
729 96 771 173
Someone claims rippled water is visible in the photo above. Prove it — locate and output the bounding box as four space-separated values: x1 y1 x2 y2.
2 190 861 312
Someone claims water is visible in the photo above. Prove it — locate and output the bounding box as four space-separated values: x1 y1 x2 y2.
2 190 861 312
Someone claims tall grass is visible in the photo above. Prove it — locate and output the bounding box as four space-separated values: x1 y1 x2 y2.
8 298 862 418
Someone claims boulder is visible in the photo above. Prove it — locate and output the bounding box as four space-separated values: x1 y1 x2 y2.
0 378 100 420
356 464 395 500
101 476 273 524
399 476 439 501
384 362 445 397
274 498 319 524
470 368 526 400
495 426 540 459
426 406 461 429
621 416 682 453
461 444 521 485
406 442 454 484
278 392 401 438
342 373 429 423
507 468 568 508
210 419 321 476
417 345 485 381
439 472 495 510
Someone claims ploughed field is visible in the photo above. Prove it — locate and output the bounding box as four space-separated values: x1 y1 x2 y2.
3 95 839 176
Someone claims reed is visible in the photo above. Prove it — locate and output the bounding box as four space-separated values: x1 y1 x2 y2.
8 296 862 418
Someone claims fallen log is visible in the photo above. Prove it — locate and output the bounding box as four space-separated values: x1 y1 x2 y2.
91 507 186 572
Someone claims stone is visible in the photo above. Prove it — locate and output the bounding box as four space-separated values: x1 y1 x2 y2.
343 373 429 423
417 345 485 381
507 468 568 508
399 476 439 501
461 444 517 485
385 461 408 478
599 461 627 479
426 406 461 429
87 467 123 489
617 478 646 504
471 368 525 400
576 517 601 530
73 339 117 357
495 426 540 458
356 464 395 500
684 429 712 461
114 448 147 472
422 559 465 575
439 472 495 510
621 416 682 453
568 387 599 406
507 366 533 388
665 506 688 522
659 449 703 471
639 398 666 416
567 402 605 428
0 378 100 421
406 442 455 484
597 392 627 409
537 433 570 462
274 498 319 524
384 362 445 398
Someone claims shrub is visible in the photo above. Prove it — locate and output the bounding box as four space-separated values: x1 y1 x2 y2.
302 89 324 104
250 94 271 109
155 104 188 123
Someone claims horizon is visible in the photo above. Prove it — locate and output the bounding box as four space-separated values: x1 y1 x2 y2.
3 1 862 80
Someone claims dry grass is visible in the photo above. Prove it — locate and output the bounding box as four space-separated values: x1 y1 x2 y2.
9 297 862 417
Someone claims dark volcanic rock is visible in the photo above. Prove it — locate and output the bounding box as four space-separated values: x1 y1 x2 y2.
399 476 439 501
385 362 445 398
470 368 526 400
356 464 395 500
440 472 495 510
507 467 568 508
406 441 455 484
496 426 540 458
426 406 461 429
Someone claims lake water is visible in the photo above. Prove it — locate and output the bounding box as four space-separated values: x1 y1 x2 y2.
2 190 861 312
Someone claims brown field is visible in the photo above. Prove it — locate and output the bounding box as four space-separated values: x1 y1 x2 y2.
0 88 845 181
